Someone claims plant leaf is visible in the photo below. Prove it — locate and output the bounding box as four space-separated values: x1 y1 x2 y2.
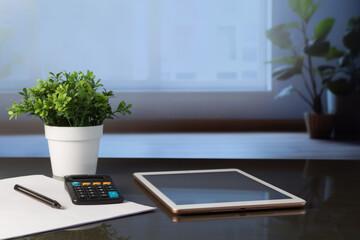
312 18 335 40
317 65 335 79
327 78 355 96
317 65 335 72
304 39 330 56
288 0 310 19
343 30 360 54
321 46 344 61
339 53 350 67
304 1 321 23
288 0 318 23
265 56 297 65
342 16 360 53
266 22 299 49
275 85 300 99
288 0 322 23
272 64 302 80
346 16 360 30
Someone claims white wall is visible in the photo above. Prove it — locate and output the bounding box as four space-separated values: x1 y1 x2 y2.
1 0 359 121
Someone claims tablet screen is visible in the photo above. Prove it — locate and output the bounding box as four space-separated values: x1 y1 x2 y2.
143 172 291 205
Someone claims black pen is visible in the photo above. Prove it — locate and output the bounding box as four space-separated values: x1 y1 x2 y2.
14 184 62 209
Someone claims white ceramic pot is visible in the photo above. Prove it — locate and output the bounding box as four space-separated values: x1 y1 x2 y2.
44 125 103 177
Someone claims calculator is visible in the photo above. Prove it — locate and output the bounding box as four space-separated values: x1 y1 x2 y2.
64 175 125 205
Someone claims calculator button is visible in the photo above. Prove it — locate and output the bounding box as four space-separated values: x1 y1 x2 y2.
74 188 85 193
93 182 101 185
74 188 85 192
108 191 119 198
76 189 87 194
72 182 81 186
76 192 87 197
103 182 111 185
89 194 99 199
82 182 91 186
78 194 88 199
100 193 109 198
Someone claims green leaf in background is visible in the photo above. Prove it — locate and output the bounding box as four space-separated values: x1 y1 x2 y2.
304 39 330 56
288 0 321 23
322 46 344 61
275 85 301 99
343 17 360 53
338 54 350 67
316 65 335 83
317 64 335 72
266 22 299 49
304 1 321 23
346 16 360 30
265 56 298 65
272 65 301 80
327 78 355 96
271 56 303 80
288 0 311 20
312 18 335 40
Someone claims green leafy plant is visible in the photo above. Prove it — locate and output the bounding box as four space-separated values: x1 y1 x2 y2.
8 70 132 127
266 0 343 114
322 16 360 96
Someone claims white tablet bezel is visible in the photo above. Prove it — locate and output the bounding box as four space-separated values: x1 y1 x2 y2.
133 168 306 215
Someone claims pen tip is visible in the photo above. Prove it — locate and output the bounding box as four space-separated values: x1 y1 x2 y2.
54 202 62 209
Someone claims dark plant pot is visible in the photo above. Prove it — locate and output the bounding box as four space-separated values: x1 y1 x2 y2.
304 113 335 139
327 90 360 139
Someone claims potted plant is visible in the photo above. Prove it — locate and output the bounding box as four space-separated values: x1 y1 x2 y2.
7 70 132 177
322 16 360 138
266 0 343 139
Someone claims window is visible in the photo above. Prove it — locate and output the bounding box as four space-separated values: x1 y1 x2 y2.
0 0 271 93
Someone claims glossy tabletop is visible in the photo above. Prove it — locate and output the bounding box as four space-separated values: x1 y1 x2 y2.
1 158 359 240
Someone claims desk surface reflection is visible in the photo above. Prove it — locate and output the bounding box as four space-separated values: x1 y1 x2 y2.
1 158 359 240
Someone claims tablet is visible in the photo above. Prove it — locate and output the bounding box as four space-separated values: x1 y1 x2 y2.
133 168 306 215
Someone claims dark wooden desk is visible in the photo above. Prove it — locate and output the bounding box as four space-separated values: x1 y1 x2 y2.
1 158 359 240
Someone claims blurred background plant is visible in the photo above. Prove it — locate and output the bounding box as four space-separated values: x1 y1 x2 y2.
322 16 360 96
321 16 360 138
266 0 344 114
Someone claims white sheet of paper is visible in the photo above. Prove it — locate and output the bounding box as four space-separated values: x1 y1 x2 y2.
0 175 155 239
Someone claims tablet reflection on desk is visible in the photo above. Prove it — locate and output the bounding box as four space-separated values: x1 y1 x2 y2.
168 208 306 223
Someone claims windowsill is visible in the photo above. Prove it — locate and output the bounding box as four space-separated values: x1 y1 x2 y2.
1 132 359 160
0 119 306 134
